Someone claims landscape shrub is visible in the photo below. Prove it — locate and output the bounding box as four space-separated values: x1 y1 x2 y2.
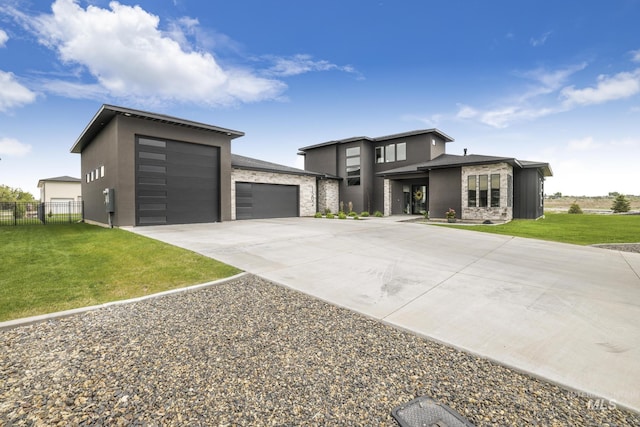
326 212 335 219
360 211 370 217
338 212 347 219
568 203 583 214
374 211 383 217
611 194 631 213
314 212 323 218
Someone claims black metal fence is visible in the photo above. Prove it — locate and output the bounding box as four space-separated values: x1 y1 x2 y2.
0 201 84 226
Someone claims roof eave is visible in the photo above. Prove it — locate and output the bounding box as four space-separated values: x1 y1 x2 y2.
70 104 245 154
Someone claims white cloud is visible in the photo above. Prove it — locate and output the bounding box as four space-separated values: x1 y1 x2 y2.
19 0 286 106
0 70 37 112
0 137 32 157
0 29 8 47
567 136 599 151
454 64 584 128
530 31 552 47
561 69 640 106
631 49 640 63
264 54 361 78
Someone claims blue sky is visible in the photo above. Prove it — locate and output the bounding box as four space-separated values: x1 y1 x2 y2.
1 0 639 198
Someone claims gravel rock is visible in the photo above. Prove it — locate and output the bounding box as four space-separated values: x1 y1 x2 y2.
1 275 638 426
591 243 640 253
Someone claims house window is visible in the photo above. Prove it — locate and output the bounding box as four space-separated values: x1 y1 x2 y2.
100 166 105 178
468 175 477 207
86 173 90 183
385 144 396 162
490 174 500 207
375 146 384 163
346 146 360 186
479 175 488 207
397 143 406 161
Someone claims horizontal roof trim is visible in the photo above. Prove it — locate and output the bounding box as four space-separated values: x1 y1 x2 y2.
378 154 553 177
231 154 338 178
37 176 81 186
70 104 244 153
298 128 454 151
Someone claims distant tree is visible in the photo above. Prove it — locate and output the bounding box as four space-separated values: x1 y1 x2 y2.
0 185 37 219
552 192 563 198
611 194 631 213
608 191 620 197
568 202 583 214
0 185 36 202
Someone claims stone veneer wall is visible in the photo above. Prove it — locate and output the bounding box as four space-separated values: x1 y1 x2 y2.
231 169 317 220
317 179 340 214
461 163 513 222
383 179 391 216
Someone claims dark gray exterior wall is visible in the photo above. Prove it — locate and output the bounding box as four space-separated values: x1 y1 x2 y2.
81 115 234 227
513 168 545 219
81 119 119 226
304 144 338 176
428 168 462 219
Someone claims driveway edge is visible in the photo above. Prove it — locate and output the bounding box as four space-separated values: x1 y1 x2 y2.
0 272 249 331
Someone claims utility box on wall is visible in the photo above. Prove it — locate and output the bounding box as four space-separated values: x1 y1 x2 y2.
103 188 115 213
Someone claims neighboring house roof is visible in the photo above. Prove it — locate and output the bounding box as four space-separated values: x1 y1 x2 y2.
37 176 81 187
70 104 245 154
298 128 454 152
231 154 338 178
379 154 553 177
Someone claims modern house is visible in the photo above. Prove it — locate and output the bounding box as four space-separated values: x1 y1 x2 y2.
71 104 329 227
298 130 552 221
71 104 551 227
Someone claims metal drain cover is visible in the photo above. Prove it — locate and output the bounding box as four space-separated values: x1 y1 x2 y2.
391 396 475 427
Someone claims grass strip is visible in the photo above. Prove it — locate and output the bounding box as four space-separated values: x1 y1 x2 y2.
0 223 241 321
440 212 640 245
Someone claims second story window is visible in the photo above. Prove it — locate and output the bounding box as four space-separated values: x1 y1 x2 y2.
385 144 396 162
346 146 361 186
396 142 406 161
375 146 384 163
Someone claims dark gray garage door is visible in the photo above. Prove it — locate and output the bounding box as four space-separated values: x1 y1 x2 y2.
136 137 220 225
236 182 299 220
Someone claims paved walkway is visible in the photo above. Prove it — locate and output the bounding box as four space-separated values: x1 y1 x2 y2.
130 217 640 412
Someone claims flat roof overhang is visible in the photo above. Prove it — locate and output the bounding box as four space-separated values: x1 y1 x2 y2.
70 104 245 153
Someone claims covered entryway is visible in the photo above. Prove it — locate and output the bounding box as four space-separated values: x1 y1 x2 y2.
136 137 220 225
235 182 299 220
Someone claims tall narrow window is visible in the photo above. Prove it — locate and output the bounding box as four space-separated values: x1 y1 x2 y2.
375 146 384 163
385 144 396 162
479 175 488 207
396 143 406 161
468 175 477 207
490 174 500 207
346 146 360 186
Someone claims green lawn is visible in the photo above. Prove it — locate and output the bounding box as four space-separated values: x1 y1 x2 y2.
442 212 640 245
0 224 241 321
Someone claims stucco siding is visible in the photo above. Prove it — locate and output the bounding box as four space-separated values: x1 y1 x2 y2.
40 182 81 203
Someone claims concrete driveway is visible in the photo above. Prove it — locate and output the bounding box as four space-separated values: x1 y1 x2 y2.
130 217 640 412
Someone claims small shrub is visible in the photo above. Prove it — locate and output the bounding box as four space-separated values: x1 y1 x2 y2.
314 212 323 218
338 212 347 219
353 215 360 220
324 208 332 215
374 210 383 217
423 211 429 219
611 194 631 213
568 203 583 214
348 211 357 217
360 211 370 217
326 212 335 219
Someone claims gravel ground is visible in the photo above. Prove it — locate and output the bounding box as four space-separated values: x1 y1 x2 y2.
591 243 640 253
1 275 638 426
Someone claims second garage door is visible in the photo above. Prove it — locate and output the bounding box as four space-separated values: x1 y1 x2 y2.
236 182 299 220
